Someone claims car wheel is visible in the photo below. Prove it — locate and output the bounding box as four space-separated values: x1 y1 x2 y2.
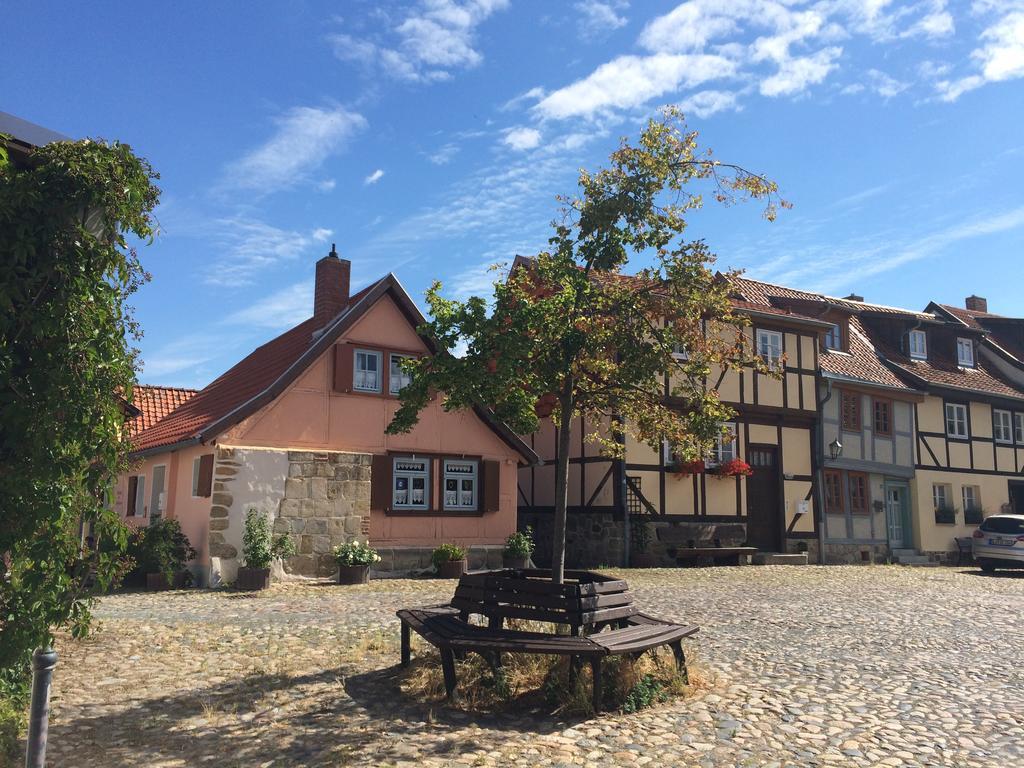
980 560 996 573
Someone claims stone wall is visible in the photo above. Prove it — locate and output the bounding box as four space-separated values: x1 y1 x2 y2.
519 511 626 568
822 541 889 565
207 447 370 583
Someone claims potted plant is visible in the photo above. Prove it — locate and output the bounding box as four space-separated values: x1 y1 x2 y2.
432 543 468 578
133 519 196 591
237 508 296 591
671 458 705 479
630 517 657 568
503 527 535 569
713 458 753 479
333 540 381 584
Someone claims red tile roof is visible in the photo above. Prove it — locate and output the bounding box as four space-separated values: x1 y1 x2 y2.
127 385 198 437
878 338 1024 402
729 276 913 391
935 304 1024 363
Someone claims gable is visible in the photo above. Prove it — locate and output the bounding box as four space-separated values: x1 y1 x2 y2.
344 293 427 352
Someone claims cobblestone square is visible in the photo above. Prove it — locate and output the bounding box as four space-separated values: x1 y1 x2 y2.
47 566 1023 767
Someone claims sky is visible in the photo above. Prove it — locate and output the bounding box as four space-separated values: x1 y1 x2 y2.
4 0 1024 388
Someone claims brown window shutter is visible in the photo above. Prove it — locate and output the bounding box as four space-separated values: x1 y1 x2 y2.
126 476 138 516
370 454 391 511
333 343 353 393
197 454 214 498
482 459 500 513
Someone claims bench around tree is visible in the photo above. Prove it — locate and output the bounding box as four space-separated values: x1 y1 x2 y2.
397 569 698 711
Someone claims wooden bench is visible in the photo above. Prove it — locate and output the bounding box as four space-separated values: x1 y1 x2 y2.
397 569 698 710
673 546 757 565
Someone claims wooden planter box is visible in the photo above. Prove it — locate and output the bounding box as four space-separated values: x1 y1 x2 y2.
145 571 190 591
502 554 531 569
338 564 370 585
437 559 468 579
235 566 271 591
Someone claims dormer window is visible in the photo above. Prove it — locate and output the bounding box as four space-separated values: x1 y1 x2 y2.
908 330 927 360
824 323 842 351
956 337 974 368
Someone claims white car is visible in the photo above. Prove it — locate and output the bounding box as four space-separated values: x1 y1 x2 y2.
972 514 1024 572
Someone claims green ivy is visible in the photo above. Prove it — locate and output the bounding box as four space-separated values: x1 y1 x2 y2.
0 137 160 698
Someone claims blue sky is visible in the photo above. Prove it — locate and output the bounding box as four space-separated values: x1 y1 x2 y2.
4 0 1024 388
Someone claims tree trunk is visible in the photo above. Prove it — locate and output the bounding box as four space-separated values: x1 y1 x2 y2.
551 386 574 584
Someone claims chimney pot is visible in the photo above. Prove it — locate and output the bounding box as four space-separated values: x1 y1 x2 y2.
965 295 988 313
844 293 864 303
314 246 350 319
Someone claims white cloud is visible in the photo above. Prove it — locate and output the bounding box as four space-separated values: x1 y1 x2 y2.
225 280 315 328
428 143 460 164
364 168 385 185
676 89 741 118
575 1 629 41
329 0 509 83
312 228 334 242
200 217 335 286
935 4 1024 100
502 126 542 151
760 47 842 96
222 106 365 194
533 53 735 120
638 1 742 53
317 179 337 192
867 68 910 97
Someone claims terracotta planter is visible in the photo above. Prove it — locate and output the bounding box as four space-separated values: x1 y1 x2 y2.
235 566 271 591
631 553 658 568
502 554 531 569
437 559 468 579
338 564 370 585
145 571 189 591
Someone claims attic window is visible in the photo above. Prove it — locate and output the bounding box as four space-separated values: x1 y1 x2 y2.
908 330 927 360
956 337 974 368
824 323 842 351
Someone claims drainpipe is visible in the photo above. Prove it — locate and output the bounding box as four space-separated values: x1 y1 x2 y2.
815 379 834 564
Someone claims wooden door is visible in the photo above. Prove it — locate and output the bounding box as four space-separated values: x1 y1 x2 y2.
745 445 782 551
1010 481 1024 514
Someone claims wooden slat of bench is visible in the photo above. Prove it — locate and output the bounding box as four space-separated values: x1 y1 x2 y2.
408 614 601 655
589 623 699 654
481 588 634 611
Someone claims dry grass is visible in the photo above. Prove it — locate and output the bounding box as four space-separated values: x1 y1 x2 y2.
400 622 705 716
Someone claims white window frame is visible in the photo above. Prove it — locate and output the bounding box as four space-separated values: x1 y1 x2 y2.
961 485 980 513
671 342 689 361
389 353 413 395
756 329 783 368
945 403 968 439
191 456 202 497
354 349 382 393
131 474 146 517
956 337 975 367
993 409 1013 444
908 330 927 360
707 423 737 468
150 464 167 521
442 459 479 511
824 323 842 351
1015 412 1024 444
392 457 429 510
932 483 949 511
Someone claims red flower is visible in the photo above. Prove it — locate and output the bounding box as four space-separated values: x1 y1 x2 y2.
672 458 705 477
714 458 753 478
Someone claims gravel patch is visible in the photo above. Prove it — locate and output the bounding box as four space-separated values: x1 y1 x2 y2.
45 566 1024 767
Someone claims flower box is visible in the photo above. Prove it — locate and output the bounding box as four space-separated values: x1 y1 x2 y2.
437 559 468 579
713 459 753 478
235 566 271 591
338 564 370 585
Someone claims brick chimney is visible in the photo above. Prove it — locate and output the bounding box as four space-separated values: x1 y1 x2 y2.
314 244 350 319
965 295 988 313
844 293 864 302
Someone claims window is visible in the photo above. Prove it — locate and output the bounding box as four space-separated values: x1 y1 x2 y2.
150 465 166 522
908 330 927 360
849 472 869 515
126 475 145 517
824 470 844 514
707 423 737 467
993 409 1013 443
191 454 213 498
756 329 783 367
389 354 413 395
824 323 842 351
979 516 1024 535
956 337 974 367
962 485 980 512
354 349 382 392
443 459 478 511
1016 413 1024 444
945 403 968 438
873 398 892 436
671 342 688 361
392 457 429 510
840 390 861 432
932 483 949 511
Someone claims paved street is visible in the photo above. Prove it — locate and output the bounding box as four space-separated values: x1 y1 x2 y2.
47 566 1024 767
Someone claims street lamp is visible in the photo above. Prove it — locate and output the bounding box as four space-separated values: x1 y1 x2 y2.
829 438 843 461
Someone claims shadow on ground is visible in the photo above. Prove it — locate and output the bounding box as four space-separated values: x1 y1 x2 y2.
52 656 586 767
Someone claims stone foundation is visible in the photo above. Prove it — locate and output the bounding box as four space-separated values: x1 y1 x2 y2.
374 545 505 575
519 511 626 568
208 447 371 583
822 541 889 565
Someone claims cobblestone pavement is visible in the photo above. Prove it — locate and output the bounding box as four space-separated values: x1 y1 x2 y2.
46 566 1024 767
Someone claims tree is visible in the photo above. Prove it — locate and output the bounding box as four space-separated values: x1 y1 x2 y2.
0 138 159 697
386 109 786 583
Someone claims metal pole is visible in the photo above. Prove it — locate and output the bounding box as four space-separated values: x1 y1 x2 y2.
25 647 57 768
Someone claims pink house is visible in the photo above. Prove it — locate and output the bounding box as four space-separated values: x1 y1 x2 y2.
118 248 538 585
